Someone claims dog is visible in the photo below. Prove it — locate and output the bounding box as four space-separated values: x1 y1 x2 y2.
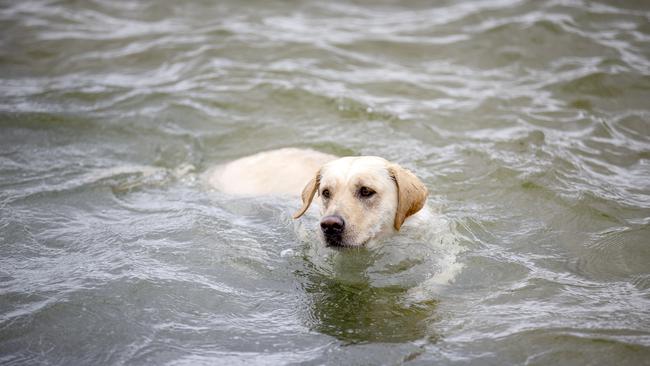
207 148 428 247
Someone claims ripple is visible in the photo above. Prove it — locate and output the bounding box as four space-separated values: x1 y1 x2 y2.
1 0 650 364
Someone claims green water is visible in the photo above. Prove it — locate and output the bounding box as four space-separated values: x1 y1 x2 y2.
1 0 649 365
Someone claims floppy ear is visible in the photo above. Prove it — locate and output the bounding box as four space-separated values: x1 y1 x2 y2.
388 164 428 230
293 170 321 219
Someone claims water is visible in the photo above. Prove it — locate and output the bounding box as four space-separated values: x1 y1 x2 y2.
1 0 649 364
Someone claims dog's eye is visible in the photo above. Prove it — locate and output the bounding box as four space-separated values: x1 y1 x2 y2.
358 186 375 198
321 189 331 199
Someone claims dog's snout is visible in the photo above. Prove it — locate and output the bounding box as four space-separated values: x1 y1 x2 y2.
320 215 345 235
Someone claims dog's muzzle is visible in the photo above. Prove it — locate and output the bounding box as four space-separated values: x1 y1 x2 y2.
320 215 345 247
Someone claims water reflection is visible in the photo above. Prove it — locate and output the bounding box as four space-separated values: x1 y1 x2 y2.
299 249 439 344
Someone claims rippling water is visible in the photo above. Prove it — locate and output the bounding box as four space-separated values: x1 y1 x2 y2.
1 0 650 364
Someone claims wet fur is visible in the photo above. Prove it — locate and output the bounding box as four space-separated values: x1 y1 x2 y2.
293 155 428 246
208 148 428 247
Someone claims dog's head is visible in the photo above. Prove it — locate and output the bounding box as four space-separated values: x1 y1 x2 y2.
293 156 427 247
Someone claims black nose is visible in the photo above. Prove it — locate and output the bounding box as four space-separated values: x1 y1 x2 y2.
320 215 345 236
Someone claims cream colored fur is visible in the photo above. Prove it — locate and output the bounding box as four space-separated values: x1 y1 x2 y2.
207 148 428 247
206 148 336 196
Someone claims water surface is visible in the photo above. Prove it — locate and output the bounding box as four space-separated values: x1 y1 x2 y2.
1 0 650 365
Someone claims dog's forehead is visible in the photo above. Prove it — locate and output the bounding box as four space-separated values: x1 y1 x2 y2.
321 156 391 186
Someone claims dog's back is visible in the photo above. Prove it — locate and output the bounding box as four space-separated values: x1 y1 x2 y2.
205 148 336 196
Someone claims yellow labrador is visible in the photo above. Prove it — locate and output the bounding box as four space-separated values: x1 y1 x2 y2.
207 148 428 247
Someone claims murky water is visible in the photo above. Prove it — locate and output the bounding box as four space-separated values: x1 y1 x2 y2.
1 0 650 364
